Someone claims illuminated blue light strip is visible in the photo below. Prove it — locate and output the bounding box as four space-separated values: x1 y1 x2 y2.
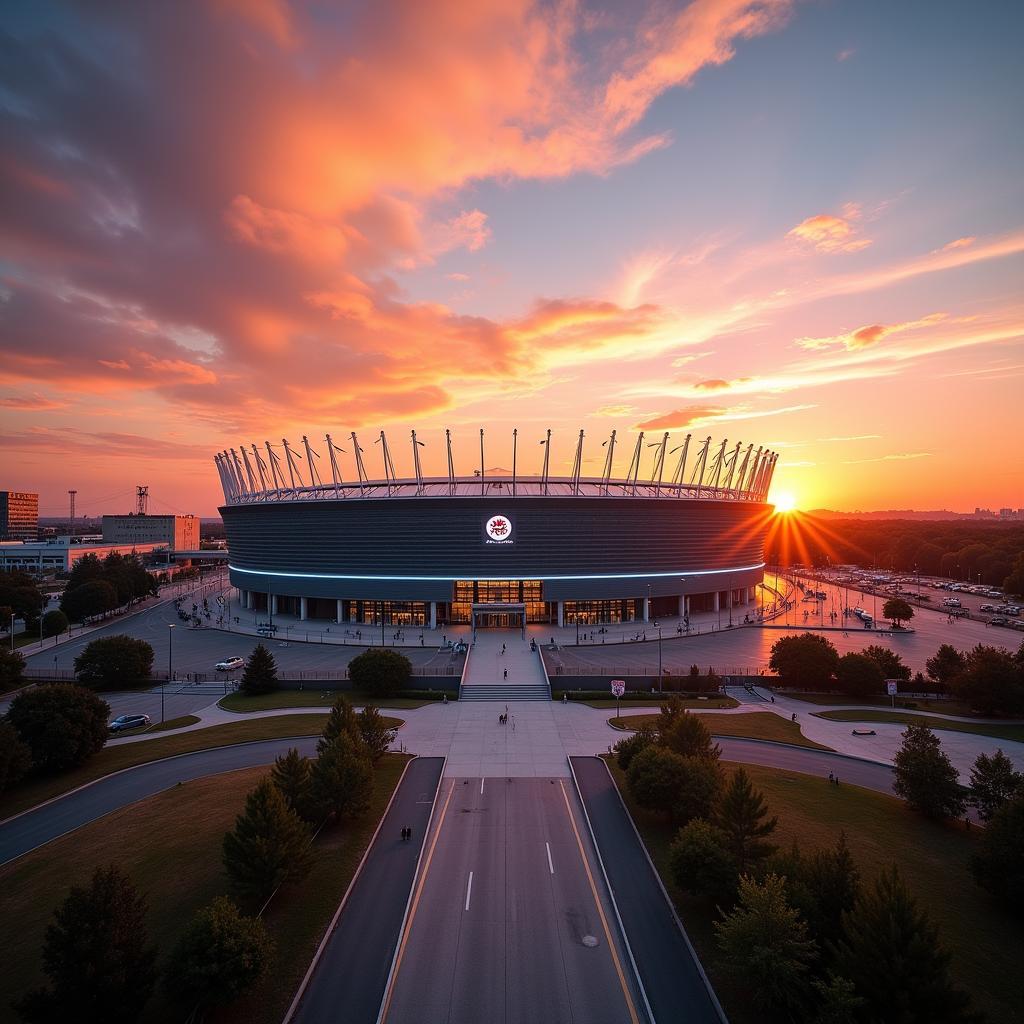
228 562 765 582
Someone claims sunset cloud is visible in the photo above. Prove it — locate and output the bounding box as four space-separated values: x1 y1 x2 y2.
788 203 871 253
795 313 948 350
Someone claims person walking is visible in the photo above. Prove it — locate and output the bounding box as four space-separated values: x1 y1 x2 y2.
503 668 508 679
511 715 516 731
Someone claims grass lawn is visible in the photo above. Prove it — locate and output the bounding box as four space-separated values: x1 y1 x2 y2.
607 710 833 751
0 714 403 821
606 758 1023 1024
220 690 448 712
0 754 412 1024
814 709 1024 744
783 692 997 718
562 695 739 710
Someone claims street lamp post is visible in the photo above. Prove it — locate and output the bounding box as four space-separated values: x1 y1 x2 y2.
657 627 663 691
165 623 174 725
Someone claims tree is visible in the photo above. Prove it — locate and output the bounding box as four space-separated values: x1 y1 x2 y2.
833 865 978 1023
1003 551 1024 600
627 744 689 819
714 766 778 874
14 865 157 1024
163 896 273 1010
65 553 105 591
319 693 365 755
950 645 1024 717
0 645 26 692
862 644 911 683
239 643 278 696
0 569 45 629
835 652 885 698
74 635 154 690
925 644 965 689
347 648 412 697
714 873 817 1019
40 609 69 639
357 705 397 762
0 719 32 794
668 818 738 904
971 792 1024 914
769 633 839 690
270 747 314 821
882 597 914 628
222 777 312 903
7 684 109 771
893 723 965 820
968 749 1023 821
811 973 864 1024
660 711 721 762
59 580 118 623
310 733 374 821
614 726 656 771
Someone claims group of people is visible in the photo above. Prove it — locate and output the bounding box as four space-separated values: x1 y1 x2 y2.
498 711 515 729
827 772 841 787
400 824 414 841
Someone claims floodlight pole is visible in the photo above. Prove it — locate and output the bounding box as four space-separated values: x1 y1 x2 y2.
165 623 174 725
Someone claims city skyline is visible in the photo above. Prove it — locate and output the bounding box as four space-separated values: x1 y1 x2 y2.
2 1 1023 516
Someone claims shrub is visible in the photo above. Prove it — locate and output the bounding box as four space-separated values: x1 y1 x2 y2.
347 648 412 697
7 684 109 771
74 635 154 690
613 726 655 771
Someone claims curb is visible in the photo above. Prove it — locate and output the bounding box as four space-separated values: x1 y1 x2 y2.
566 756 656 1024
282 754 434 1024
592 755 729 1024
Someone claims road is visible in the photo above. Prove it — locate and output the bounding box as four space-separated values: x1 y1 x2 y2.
290 757 444 1024
0 735 319 865
380 776 648 1024
570 756 721 1024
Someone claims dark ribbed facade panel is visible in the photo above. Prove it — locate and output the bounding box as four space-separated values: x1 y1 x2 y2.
222 496 771 602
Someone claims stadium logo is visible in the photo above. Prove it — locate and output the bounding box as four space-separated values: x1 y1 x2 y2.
485 514 513 544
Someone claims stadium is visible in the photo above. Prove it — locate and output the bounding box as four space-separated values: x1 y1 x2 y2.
216 429 777 631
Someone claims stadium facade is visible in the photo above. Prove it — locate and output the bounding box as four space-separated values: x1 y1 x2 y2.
216 430 777 630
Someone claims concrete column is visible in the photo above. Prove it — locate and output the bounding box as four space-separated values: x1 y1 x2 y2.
685 595 691 616
299 597 308 621
713 591 720 612
643 598 650 622
270 594 278 615
336 599 344 624
556 601 564 628
678 595 685 617
429 601 437 630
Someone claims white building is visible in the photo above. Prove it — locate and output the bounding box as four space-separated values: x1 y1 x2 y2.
0 537 167 573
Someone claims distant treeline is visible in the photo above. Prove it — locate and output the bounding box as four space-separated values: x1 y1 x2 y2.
766 518 1024 593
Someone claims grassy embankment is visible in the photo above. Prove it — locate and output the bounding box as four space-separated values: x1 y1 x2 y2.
0 754 412 1024
0 715 402 821
783 692 1009 719
814 710 1024 744
608 710 833 751
606 758 1023 1024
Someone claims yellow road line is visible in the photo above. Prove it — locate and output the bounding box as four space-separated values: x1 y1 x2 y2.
379 778 457 1022
558 781 641 1024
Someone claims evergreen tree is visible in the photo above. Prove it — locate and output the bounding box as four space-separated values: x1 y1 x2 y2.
668 818 738 904
0 719 32 794
239 643 278 696
318 693 364 755
811 973 863 1024
310 732 374 821
968 749 1023 821
714 873 818 1019
925 644 965 689
660 711 721 761
222 777 312 903
655 694 687 733
270 747 314 821
971 792 1024 914
833 865 978 1023
613 725 656 771
893 723 966 820
357 705 397 762
163 896 273 1010
14 865 157 1024
714 766 778 874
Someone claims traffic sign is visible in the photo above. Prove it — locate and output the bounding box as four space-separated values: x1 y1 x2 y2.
611 680 626 697
886 680 899 696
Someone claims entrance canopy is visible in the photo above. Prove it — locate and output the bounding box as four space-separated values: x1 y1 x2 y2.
472 602 526 633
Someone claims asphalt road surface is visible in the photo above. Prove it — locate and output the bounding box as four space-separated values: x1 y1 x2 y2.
0 735 319 865
381 776 648 1024
290 757 444 1024
570 756 722 1024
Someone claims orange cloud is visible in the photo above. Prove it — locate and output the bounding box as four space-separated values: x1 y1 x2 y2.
796 312 948 350
635 406 725 429
940 236 976 251
788 203 871 253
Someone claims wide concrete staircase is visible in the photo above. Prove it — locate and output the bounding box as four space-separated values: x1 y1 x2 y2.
459 630 551 701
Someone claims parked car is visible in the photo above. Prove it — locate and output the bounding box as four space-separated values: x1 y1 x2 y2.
851 728 877 736
989 617 1008 626
216 656 245 671
110 714 151 733
942 598 962 607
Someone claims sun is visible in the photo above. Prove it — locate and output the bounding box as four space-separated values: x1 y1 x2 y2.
772 491 798 514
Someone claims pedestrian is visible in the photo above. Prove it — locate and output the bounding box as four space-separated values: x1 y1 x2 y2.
834 776 840 787
828 771 834 784
407 825 413 840
511 715 516 731
503 668 508 679
498 713 503 725
502 642 506 654
400 826 406 841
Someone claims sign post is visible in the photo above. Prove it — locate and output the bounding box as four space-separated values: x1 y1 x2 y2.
611 679 625 720
886 679 898 709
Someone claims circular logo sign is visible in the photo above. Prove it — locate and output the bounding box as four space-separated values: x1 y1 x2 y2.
485 514 513 542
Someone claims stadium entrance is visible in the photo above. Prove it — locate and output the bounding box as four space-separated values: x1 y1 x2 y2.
472 602 526 631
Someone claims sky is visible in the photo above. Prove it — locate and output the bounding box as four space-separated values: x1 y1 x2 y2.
1 0 1022 518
